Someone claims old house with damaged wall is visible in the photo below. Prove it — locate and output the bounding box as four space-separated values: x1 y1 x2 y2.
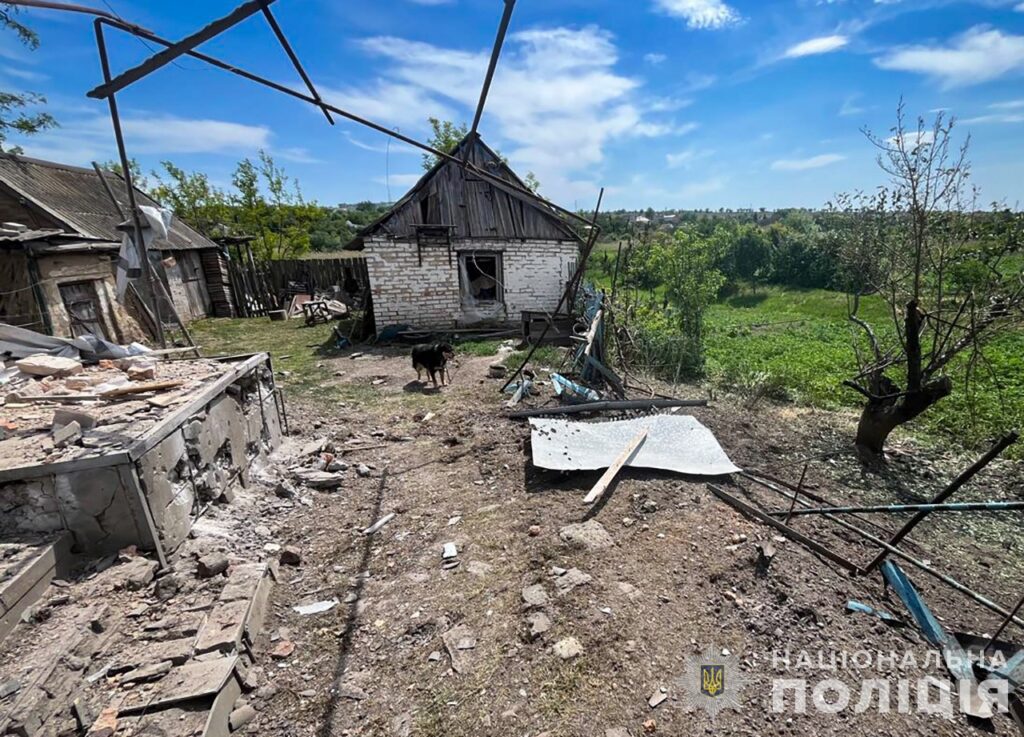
348 134 583 333
0 154 235 342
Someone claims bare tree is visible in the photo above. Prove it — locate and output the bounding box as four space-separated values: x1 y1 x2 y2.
835 103 1023 458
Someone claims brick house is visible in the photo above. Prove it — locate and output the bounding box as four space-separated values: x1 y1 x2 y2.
348 134 582 333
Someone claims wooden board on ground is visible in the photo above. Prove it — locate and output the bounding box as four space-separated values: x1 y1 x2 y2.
583 429 647 505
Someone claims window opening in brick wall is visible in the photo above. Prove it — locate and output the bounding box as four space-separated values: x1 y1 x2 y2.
458 251 505 322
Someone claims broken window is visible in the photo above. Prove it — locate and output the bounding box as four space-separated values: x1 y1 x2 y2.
458 251 503 306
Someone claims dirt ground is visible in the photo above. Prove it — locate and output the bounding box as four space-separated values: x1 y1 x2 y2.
241 344 1024 737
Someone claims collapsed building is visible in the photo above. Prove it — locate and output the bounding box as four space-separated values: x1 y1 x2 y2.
0 154 236 342
347 134 584 334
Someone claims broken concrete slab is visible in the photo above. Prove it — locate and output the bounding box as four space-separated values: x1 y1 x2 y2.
53 420 82 448
527 612 552 641
121 659 173 683
292 469 343 490
52 407 97 431
15 355 83 378
197 553 229 578
194 600 250 654
559 520 614 551
119 656 238 714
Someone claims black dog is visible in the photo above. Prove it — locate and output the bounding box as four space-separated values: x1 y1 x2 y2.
411 343 455 388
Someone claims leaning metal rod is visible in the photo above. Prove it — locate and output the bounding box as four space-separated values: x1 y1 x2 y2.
985 590 1024 653
467 0 515 152
259 3 333 125
864 432 1019 572
499 188 605 394
744 473 1024 628
783 462 809 524
773 500 1024 517
94 20 165 348
87 18 594 232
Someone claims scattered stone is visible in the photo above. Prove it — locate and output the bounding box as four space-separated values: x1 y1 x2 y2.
119 558 158 591
428 651 441 662
53 420 82 448
292 470 343 490
442 542 458 560
527 525 542 537
52 407 97 431
16 354 83 377
441 624 476 673
280 546 302 566
554 568 592 595
559 520 614 550
0 679 21 699
527 611 552 641
521 584 549 609
270 640 295 659
339 682 369 701
487 363 507 378
154 575 179 601
196 553 229 578
642 719 657 733
552 637 583 660
622 517 636 528
229 705 258 730
356 464 372 478
274 481 297 499
126 363 156 381
85 706 118 737
648 689 668 708
326 459 348 472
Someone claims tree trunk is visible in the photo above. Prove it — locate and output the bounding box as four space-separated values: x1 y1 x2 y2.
855 376 954 458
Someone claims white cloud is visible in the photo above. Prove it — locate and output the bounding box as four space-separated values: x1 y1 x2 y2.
679 175 727 200
771 153 846 171
990 99 1024 109
644 53 667 65
2 65 47 82
874 26 1024 88
960 112 1024 124
13 114 275 166
338 26 683 203
343 131 418 155
652 0 740 29
784 35 849 59
666 146 714 168
647 96 692 112
1016 2 1024 10
886 130 935 148
839 94 866 116
374 173 423 188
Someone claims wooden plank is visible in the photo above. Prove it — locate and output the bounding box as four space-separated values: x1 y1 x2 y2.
100 380 186 397
87 0 276 99
583 429 647 505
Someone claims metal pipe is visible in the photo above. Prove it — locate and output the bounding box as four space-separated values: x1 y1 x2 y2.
784 462 808 524
865 432 1019 572
773 500 1024 517
985 590 1024 653
468 0 515 146
89 18 594 231
4 0 146 29
743 473 1024 628
93 19 165 347
259 3 333 125
500 187 605 393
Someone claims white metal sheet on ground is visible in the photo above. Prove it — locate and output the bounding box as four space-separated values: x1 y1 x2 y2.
529 414 740 476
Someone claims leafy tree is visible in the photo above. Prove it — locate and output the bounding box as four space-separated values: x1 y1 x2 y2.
0 5 56 153
231 150 318 260
524 171 541 193
149 161 229 237
835 105 1024 458
99 158 150 195
422 118 468 170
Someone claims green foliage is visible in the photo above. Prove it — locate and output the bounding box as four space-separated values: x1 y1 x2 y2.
524 171 541 193
0 5 56 153
149 161 229 237
423 118 468 171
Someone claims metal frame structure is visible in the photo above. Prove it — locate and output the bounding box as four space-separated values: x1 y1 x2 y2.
9 0 600 346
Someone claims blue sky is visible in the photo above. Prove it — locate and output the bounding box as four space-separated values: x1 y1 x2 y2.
3 0 1023 210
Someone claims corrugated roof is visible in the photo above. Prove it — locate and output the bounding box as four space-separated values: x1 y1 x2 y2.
0 227 65 243
0 154 218 251
350 134 581 247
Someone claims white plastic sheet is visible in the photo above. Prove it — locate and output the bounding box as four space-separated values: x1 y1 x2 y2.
529 413 740 476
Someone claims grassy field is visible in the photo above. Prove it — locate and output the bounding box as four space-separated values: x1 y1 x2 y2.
623 281 1023 453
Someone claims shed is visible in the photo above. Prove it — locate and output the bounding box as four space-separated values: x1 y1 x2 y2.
348 134 583 333
0 153 234 341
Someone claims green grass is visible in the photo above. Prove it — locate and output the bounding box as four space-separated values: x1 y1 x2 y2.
698 286 1023 453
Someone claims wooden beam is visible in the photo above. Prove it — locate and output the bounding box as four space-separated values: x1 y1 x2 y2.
583 429 647 505
87 0 275 99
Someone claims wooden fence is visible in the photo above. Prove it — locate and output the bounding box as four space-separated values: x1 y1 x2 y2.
224 246 369 318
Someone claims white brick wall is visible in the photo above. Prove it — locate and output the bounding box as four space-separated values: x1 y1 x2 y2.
364 237 579 331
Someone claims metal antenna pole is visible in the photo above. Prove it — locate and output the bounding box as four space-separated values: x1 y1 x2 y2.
94 19 166 347
466 0 515 157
